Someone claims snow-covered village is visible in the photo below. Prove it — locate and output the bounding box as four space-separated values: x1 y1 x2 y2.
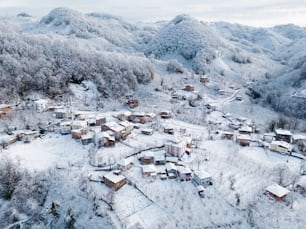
0 2 306 229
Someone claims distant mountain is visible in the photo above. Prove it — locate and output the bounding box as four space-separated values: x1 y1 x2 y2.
272 24 306 40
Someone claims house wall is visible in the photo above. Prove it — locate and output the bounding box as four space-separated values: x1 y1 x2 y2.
275 134 292 143
270 144 290 154
103 177 126 191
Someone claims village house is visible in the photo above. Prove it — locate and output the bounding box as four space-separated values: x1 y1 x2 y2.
71 129 84 139
97 131 116 147
164 126 174 135
145 113 157 122
81 132 95 145
59 121 72 135
263 133 276 143
236 134 252 146
166 156 179 164
142 164 157 177
200 76 209 83
275 129 292 143
95 114 106 126
103 172 126 191
54 109 67 119
127 99 139 108
155 153 166 165
166 162 178 176
222 131 235 140
165 139 187 158
117 111 132 121
117 157 133 170
160 111 172 119
101 122 125 140
177 166 192 181
0 104 12 118
141 128 154 135
238 126 253 135
193 171 213 187
265 184 290 201
128 112 147 124
183 84 195 92
269 141 293 154
71 120 88 130
141 151 155 165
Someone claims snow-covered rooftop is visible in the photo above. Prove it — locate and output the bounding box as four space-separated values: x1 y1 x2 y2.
270 141 293 150
142 164 156 173
239 126 252 133
275 129 292 136
194 170 212 180
166 162 177 171
237 134 251 141
103 172 126 183
266 184 290 198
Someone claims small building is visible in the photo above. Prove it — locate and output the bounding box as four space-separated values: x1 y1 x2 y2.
184 85 195 92
127 99 139 108
103 172 126 191
155 153 166 165
17 130 40 143
117 111 132 121
164 127 174 135
146 113 157 122
128 112 147 124
266 184 290 201
102 122 125 140
120 121 134 133
193 171 213 187
81 132 94 145
71 129 86 139
222 131 234 140
165 156 179 164
166 163 178 175
95 115 106 126
263 133 276 143
60 121 72 135
98 132 116 147
177 166 192 181
275 129 292 143
54 109 66 119
141 151 155 165
269 141 293 154
141 128 154 135
200 76 209 83
160 111 172 119
117 157 133 170
142 164 157 177
236 134 251 146
71 121 88 130
238 126 253 135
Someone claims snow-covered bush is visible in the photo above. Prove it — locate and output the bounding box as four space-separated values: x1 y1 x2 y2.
166 59 184 73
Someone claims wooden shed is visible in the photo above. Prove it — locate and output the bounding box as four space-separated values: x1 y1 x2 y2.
236 134 251 146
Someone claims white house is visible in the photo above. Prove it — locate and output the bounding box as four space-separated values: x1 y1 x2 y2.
193 170 213 187
269 141 293 154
